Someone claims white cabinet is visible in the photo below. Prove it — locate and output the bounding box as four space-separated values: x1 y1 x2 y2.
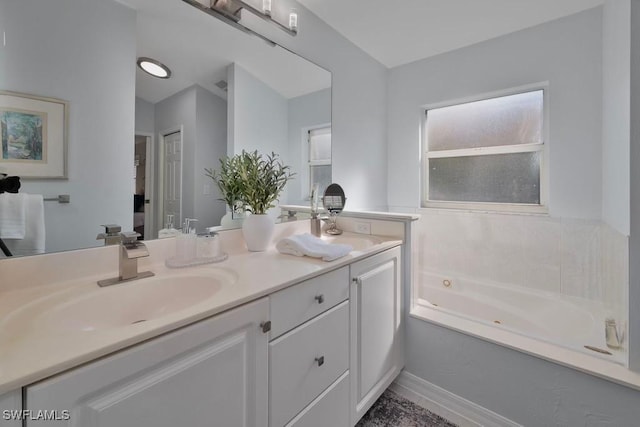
25 298 270 427
268 266 351 427
0 390 22 427
350 247 403 425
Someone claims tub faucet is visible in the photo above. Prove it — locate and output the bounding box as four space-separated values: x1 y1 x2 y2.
605 318 625 349
97 232 154 287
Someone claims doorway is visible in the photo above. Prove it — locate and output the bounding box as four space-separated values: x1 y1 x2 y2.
159 129 183 234
134 134 153 240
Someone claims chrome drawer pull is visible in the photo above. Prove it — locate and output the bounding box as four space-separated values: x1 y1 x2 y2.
314 294 325 304
315 356 325 367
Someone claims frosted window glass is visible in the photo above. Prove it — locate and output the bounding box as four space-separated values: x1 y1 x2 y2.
310 165 331 196
429 152 541 204
427 90 543 151
309 128 331 162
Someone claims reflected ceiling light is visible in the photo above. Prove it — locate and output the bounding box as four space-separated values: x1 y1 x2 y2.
182 0 297 47
137 57 172 79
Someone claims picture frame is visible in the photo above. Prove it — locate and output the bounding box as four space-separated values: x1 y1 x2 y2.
0 90 68 179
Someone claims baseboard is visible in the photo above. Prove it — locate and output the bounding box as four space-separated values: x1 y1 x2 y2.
391 371 522 427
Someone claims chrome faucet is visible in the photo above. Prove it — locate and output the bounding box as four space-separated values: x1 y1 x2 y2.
96 224 122 246
97 232 154 287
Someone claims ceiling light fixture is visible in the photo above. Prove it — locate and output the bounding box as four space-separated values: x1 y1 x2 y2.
182 0 297 47
137 57 172 79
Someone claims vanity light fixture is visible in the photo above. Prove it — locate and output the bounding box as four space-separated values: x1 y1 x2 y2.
182 0 297 48
262 0 272 16
137 57 172 79
288 9 298 32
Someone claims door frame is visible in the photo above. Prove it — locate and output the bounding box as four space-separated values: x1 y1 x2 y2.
135 131 154 240
158 126 184 235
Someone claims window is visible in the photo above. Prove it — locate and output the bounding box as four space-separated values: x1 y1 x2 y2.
423 89 546 213
308 126 331 197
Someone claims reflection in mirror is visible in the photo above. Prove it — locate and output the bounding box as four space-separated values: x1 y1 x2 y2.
322 183 346 235
0 0 331 258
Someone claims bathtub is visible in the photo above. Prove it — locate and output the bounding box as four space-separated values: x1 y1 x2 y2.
413 271 626 365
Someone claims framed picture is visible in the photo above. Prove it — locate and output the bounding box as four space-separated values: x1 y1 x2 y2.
0 90 68 179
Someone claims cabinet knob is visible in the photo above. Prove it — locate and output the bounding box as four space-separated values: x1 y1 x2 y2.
314 356 325 367
260 321 271 333
314 294 325 304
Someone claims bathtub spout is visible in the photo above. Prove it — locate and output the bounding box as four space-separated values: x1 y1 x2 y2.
605 318 624 349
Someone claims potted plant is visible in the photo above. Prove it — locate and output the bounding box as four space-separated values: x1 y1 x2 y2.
205 156 244 228
236 150 294 251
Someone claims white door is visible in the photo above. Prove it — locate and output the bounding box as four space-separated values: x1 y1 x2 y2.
25 298 270 427
163 131 182 228
350 247 403 425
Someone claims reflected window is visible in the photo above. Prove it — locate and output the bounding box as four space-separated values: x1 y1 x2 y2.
423 89 546 212
308 126 331 197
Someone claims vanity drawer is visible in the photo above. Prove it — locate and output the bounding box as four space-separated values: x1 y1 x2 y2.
285 371 349 427
270 266 348 338
270 301 349 427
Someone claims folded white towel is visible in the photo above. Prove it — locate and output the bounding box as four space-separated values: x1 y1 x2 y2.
3 194 45 256
0 193 27 239
276 233 352 262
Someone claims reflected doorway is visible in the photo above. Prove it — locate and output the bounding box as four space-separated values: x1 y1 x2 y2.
134 134 153 240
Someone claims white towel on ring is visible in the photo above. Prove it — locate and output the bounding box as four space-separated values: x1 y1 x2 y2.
3 194 45 256
0 193 27 239
276 233 352 262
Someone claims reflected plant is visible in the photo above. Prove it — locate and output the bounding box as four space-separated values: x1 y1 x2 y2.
236 150 295 215
205 155 243 211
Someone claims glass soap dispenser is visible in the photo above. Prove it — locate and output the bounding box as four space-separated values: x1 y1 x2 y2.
158 214 181 239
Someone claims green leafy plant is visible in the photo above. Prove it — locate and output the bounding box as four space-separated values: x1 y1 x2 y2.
205 155 243 211
236 150 295 215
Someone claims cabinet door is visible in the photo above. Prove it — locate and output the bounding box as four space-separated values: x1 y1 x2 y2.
0 390 22 427
26 298 269 427
350 247 403 425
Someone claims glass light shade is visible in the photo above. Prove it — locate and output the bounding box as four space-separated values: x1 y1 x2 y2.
289 9 298 32
262 0 272 16
137 57 171 79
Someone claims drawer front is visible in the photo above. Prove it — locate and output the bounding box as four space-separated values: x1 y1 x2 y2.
285 371 349 427
270 301 349 427
270 266 348 338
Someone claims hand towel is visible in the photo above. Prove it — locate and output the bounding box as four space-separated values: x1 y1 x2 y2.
276 233 352 262
3 194 45 256
0 193 27 239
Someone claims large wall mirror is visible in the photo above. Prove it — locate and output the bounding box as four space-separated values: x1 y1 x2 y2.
0 0 331 258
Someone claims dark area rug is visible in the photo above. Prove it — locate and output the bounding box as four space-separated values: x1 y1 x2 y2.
356 389 458 427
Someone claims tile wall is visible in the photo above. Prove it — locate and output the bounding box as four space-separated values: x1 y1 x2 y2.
416 209 628 312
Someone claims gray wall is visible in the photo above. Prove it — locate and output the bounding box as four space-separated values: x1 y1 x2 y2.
153 85 226 230
258 0 388 211
602 0 631 236
287 88 332 205
227 63 290 205
135 97 155 135
195 86 227 228
387 8 603 220
390 6 640 425
630 0 640 372
154 86 197 226
0 0 136 252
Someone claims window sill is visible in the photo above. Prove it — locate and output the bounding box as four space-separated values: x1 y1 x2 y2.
421 201 548 216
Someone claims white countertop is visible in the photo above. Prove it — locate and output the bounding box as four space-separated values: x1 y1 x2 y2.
0 227 402 395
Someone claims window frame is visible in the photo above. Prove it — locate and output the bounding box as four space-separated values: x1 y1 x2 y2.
421 83 549 214
302 123 331 200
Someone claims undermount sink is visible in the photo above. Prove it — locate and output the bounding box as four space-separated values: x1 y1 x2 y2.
28 272 234 333
320 234 383 251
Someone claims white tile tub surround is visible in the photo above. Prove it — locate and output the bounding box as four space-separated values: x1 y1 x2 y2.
416 210 628 313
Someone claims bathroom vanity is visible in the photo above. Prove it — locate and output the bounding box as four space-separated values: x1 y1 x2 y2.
0 215 414 426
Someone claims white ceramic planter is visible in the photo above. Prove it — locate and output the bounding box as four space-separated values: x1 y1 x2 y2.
242 214 274 251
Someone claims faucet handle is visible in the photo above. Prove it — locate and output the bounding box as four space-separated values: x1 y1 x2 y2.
101 224 122 235
120 231 141 245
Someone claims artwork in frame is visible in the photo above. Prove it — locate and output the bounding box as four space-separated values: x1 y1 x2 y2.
0 90 68 179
